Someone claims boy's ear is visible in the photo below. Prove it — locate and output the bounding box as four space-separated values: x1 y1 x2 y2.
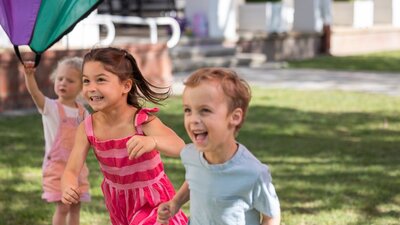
230 108 243 127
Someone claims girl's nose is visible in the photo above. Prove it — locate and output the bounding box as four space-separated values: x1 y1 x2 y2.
84 83 96 92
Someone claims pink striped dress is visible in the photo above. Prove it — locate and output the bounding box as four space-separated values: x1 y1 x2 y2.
84 108 188 225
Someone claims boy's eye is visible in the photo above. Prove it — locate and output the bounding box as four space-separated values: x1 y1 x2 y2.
183 108 191 113
82 79 89 84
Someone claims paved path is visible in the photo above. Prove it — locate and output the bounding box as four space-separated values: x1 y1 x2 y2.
3 67 400 116
172 67 400 96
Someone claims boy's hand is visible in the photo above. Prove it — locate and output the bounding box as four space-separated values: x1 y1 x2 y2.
61 186 81 205
23 61 36 76
126 135 157 159
157 201 179 224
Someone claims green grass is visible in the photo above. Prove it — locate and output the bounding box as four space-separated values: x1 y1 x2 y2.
1 87 400 225
288 50 400 73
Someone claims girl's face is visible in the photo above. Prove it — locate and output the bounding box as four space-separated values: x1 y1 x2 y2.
82 61 132 112
183 81 241 156
53 64 82 101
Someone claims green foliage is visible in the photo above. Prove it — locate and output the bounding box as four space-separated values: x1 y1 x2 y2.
288 51 400 73
1 89 400 224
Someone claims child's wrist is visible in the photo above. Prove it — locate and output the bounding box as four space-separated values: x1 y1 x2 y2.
151 136 157 149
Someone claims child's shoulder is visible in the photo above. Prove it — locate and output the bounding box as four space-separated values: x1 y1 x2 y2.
135 107 159 125
237 143 270 173
180 144 198 159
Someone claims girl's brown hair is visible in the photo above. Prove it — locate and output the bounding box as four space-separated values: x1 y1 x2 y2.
83 47 169 109
184 67 252 132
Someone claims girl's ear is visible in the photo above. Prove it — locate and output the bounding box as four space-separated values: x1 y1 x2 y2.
229 108 243 127
123 79 133 93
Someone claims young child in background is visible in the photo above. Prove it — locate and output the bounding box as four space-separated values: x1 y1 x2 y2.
61 47 188 225
157 68 281 225
23 57 91 225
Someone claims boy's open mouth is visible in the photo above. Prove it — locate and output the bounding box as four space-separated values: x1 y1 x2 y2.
194 132 207 141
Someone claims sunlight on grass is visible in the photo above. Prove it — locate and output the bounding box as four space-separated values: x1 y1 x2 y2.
1 87 399 224
288 50 400 73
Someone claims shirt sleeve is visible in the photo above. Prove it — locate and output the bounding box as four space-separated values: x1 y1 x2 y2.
252 165 281 218
40 97 57 116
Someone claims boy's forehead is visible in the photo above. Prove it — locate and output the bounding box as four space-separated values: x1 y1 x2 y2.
183 82 227 103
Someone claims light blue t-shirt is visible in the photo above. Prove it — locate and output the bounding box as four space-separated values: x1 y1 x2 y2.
181 143 280 225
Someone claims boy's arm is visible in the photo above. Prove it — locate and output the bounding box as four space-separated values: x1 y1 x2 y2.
157 181 190 224
171 181 190 208
127 117 185 158
261 213 281 225
61 123 90 204
23 61 45 111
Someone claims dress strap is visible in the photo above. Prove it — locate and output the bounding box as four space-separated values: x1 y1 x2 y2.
55 101 66 120
134 107 159 135
84 115 94 137
77 103 85 123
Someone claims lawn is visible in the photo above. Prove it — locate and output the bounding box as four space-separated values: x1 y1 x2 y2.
288 50 400 73
1 87 400 225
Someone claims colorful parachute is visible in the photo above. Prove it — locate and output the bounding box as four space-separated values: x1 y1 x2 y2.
0 0 103 66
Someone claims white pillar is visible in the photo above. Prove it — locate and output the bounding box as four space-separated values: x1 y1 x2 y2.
374 0 400 27
293 0 330 32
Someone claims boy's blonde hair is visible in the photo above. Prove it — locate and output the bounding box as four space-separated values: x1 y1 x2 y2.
184 67 252 133
50 57 83 81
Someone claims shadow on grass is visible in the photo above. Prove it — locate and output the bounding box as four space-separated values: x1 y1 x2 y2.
240 105 400 224
1 104 399 224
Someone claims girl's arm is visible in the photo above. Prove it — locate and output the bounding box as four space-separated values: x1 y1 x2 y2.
61 123 90 205
157 181 190 224
127 116 185 159
261 213 281 225
23 61 45 111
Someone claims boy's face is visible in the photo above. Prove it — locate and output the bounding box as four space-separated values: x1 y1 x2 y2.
183 81 241 154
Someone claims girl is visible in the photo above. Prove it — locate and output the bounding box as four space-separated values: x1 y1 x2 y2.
23 57 91 225
61 47 188 225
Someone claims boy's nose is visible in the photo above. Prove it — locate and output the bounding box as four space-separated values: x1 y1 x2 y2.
188 115 200 124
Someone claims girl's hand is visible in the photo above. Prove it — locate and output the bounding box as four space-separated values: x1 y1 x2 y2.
61 185 81 205
23 61 36 76
126 135 157 159
157 201 178 224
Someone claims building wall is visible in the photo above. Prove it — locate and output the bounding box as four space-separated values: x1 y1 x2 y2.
0 43 172 112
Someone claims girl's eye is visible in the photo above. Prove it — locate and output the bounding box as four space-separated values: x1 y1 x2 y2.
82 79 89 84
201 108 211 113
183 108 191 113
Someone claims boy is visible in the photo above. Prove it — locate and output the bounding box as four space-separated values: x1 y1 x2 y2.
157 68 281 225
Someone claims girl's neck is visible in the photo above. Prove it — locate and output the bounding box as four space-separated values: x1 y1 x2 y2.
93 105 138 140
57 98 77 108
98 104 137 123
